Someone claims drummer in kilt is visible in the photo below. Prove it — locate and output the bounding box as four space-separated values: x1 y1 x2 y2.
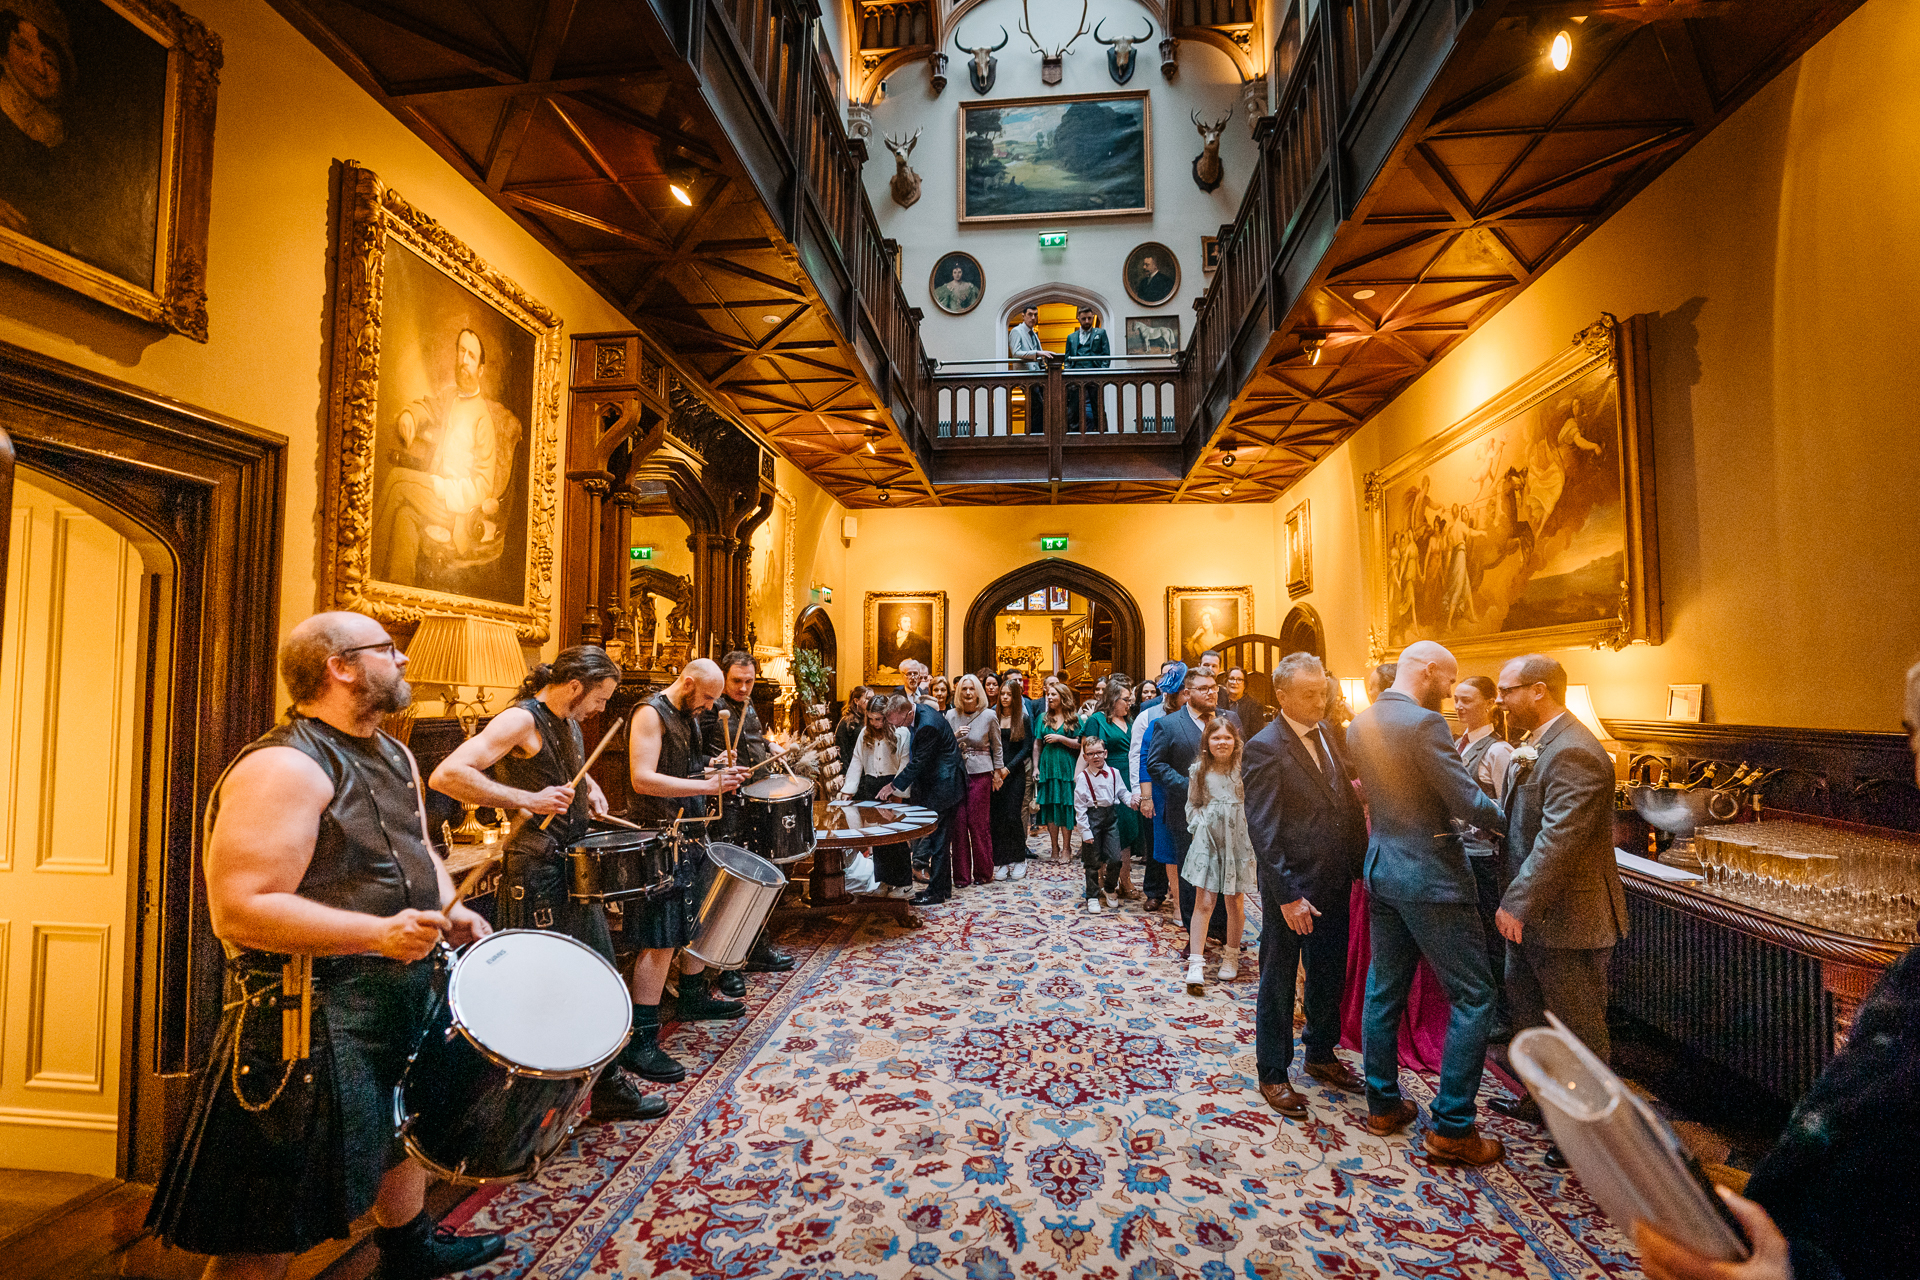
697 650 799 992
146 612 505 1280
626 658 751 1080
429 645 662 1122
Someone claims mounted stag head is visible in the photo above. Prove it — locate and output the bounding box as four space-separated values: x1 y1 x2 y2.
1191 110 1231 192
952 23 1009 96
1021 0 1089 86
884 130 922 208
1093 16 1155 85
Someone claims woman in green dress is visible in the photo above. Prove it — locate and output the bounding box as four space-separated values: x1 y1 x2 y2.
1080 678 1145 896
1034 684 1081 861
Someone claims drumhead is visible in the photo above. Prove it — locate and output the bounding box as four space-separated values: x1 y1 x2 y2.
742 775 813 801
449 930 631 1072
570 829 659 852
707 841 785 886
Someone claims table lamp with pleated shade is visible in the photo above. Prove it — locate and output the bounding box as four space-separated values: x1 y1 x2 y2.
405 614 528 840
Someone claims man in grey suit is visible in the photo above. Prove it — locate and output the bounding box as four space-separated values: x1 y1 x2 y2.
1488 654 1629 1155
1344 641 1508 1166
1243 653 1367 1119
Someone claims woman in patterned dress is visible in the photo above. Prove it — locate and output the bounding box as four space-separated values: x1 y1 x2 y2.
1181 718 1256 995
1034 685 1081 861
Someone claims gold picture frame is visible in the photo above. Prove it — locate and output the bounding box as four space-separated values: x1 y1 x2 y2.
1285 500 1312 597
1363 314 1661 661
1167 587 1253 668
321 162 563 643
0 0 221 340
865 591 947 684
958 91 1153 224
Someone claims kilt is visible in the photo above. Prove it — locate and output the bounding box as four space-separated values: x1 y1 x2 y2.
614 835 705 952
147 954 441 1256
500 827 616 964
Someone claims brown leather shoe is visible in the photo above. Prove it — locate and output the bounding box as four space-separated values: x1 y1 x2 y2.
1304 1058 1364 1094
1424 1127 1506 1166
1365 1098 1417 1136
1258 1081 1310 1119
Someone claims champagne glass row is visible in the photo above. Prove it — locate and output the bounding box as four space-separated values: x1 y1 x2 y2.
1695 822 1919 944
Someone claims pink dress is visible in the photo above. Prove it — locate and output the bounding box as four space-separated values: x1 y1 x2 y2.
1338 887 1453 1073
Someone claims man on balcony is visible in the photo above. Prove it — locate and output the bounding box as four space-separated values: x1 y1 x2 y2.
1065 307 1110 432
1009 305 1051 434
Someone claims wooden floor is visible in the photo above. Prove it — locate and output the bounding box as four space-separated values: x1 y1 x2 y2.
0 1173 466 1280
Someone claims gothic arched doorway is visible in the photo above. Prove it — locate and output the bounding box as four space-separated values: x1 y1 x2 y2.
964 561 1144 683
1278 604 1326 659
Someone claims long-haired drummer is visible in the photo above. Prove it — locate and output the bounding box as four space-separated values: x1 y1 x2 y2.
625 658 751 1075
428 645 664 1122
146 613 504 1280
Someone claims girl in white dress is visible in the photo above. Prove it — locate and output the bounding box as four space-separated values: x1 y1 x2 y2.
1182 718 1256 995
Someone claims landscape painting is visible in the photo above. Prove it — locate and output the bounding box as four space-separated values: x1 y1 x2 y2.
959 92 1151 224
1365 316 1661 659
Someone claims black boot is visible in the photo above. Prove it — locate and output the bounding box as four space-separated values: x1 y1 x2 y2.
588 1068 667 1122
676 968 746 1021
373 1210 506 1280
716 968 747 999
745 939 796 972
619 1003 687 1082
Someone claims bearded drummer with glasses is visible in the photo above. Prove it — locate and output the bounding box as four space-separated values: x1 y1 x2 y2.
147 613 503 1280
429 644 665 1124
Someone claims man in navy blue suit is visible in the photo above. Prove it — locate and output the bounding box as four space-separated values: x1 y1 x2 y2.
880 693 965 905
1345 641 1507 1166
1242 652 1367 1120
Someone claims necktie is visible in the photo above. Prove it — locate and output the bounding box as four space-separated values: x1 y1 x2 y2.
1304 729 1326 776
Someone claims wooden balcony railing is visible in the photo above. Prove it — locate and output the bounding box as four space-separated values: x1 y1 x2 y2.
933 360 1180 439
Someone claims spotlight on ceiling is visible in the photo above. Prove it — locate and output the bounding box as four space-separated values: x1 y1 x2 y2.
1549 28 1572 70
667 167 699 206
1219 452 1236 468
876 486 891 503
1299 336 1325 366
1220 484 1234 497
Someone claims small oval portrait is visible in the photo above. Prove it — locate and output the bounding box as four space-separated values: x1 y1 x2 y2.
1124 242 1179 307
929 251 985 315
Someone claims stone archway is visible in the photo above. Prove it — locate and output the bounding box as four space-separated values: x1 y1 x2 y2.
964 560 1144 677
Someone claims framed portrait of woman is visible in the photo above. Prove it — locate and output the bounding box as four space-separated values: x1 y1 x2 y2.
929 251 984 315
1166 586 1252 667
0 0 220 339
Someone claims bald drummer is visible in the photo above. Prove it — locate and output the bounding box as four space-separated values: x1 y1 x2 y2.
622 659 751 1083
146 612 503 1280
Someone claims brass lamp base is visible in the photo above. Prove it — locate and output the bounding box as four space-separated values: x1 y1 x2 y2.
448 801 494 844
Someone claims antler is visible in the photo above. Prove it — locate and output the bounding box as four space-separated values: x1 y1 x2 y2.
1060 0 1091 55
1023 0 1089 55
1019 0 1042 53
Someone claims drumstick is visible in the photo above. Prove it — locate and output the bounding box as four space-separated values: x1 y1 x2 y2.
449 849 502 909
716 708 731 815
539 716 625 831
596 814 647 831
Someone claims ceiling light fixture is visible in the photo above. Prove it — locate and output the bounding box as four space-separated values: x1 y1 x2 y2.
1220 484 1234 497
667 166 700 206
1353 288 1376 300
876 486 891 503
1220 452 1236 467
1549 28 1572 70
1299 336 1325 366
762 314 781 323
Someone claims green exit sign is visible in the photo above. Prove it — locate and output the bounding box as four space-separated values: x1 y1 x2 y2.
1038 230 1067 249
1040 536 1067 551
630 546 653 560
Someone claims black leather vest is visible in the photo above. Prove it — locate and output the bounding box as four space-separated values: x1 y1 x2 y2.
628 690 710 827
699 694 767 766
212 715 442 957
490 697 589 846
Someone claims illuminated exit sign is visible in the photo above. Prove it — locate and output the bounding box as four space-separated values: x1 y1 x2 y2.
1038 231 1067 249
630 546 654 560
1040 536 1067 551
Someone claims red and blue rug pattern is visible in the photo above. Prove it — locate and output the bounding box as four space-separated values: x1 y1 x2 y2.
444 860 1642 1279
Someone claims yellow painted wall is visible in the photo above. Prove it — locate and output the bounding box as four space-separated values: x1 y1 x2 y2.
1282 0 1920 731
0 0 635 670
812 503 1280 696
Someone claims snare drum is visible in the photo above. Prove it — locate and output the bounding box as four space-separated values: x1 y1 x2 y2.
741 775 815 864
395 930 631 1183
567 828 674 903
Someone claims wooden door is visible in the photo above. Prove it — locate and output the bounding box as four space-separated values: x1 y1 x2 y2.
0 475 147 1175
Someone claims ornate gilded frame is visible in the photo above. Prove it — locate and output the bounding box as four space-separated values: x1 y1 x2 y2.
1284 499 1312 597
0 0 221 340
1166 586 1254 666
957 90 1154 224
864 590 947 684
1362 314 1661 661
750 485 796 662
321 162 562 643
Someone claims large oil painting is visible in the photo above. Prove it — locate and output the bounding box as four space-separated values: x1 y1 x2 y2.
749 488 794 659
1167 587 1251 668
323 162 562 643
0 0 219 339
865 591 946 684
1365 315 1661 660
959 92 1151 224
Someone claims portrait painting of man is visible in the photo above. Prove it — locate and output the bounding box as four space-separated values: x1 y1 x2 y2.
369 240 535 606
865 592 946 683
1124 242 1179 306
0 0 165 288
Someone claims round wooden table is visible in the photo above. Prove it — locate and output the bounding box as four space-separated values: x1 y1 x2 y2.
781 799 939 914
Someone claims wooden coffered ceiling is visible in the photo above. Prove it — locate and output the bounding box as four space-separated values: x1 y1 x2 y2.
1174 0 1864 502
269 0 943 507
271 0 1860 509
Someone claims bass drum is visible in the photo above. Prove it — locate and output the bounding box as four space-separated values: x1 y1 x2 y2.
741 775 815 864
396 930 630 1183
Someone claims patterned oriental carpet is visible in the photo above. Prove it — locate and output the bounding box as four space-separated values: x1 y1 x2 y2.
439 860 1644 1279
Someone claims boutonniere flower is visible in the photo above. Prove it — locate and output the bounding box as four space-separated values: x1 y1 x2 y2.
1512 738 1539 782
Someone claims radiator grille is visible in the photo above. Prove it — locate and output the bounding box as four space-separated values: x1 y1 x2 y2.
1611 894 1832 1103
